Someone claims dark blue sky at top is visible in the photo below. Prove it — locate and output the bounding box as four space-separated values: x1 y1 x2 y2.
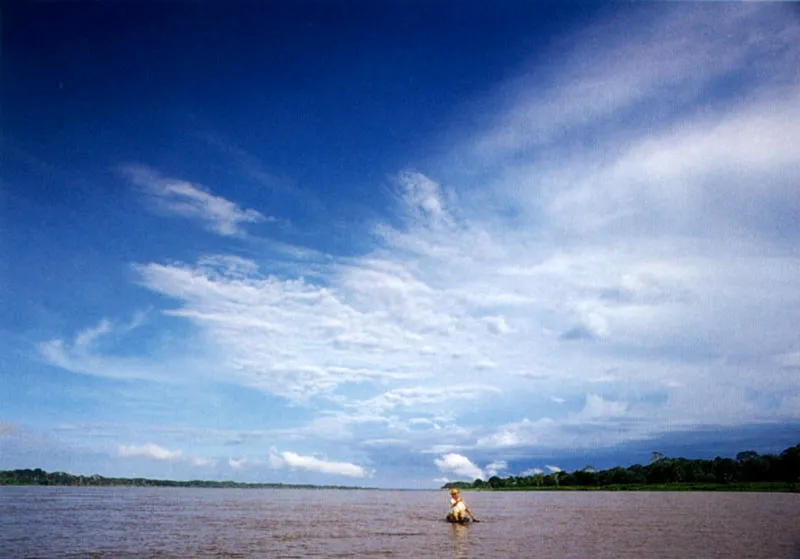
1 1 603 337
5 1 601 198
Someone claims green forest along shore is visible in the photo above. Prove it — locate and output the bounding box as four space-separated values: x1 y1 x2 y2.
442 443 800 492
0 470 377 489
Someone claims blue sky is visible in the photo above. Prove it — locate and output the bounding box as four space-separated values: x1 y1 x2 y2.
2 2 799 489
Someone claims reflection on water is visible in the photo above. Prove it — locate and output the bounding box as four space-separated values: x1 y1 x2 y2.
450 522 471 559
1 487 798 558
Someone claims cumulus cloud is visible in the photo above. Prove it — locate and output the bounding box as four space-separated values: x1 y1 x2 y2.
434 453 484 481
120 164 269 236
269 450 367 478
545 465 562 473
118 443 182 461
521 468 544 476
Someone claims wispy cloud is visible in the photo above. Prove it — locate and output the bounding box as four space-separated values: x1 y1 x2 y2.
469 4 799 162
132 239 497 399
356 386 501 414
38 315 166 382
269 450 367 478
120 164 271 236
118 443 183 461
36 4 800 474
392 170 451 224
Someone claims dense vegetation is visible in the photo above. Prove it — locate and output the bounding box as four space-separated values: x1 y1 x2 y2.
0 469 373 490
443 444 800 492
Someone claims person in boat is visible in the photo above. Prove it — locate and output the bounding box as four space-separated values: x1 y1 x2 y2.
447 488 476 523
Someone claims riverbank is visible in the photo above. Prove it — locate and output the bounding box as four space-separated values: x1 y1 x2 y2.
456 481 796 492
0 469 377 489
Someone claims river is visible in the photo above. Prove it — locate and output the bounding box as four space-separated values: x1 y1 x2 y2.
1 487 798 558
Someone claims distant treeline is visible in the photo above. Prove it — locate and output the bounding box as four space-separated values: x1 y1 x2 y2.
0 469 374 490
443 443 800 491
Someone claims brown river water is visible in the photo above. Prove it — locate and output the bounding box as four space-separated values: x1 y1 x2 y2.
1 487 798 558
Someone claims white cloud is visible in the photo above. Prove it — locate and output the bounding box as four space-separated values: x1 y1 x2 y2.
38 315 167 382
470 5 799 161
132 258 429 399
521 468 544 476
474 395 639 452
358 385 501 414
38 4 800 468
485 460 508 477
229 457 267 470
476 429 522 449
74 319 111 350
543 93 800 237
120 164 269 236
269 450 367 478
484 316 511 335
434 453 484 481
476 418 553 449
191 456 215 468
575 394 628 421
118 443 182 461
545 465 562 473
394 170 449 223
